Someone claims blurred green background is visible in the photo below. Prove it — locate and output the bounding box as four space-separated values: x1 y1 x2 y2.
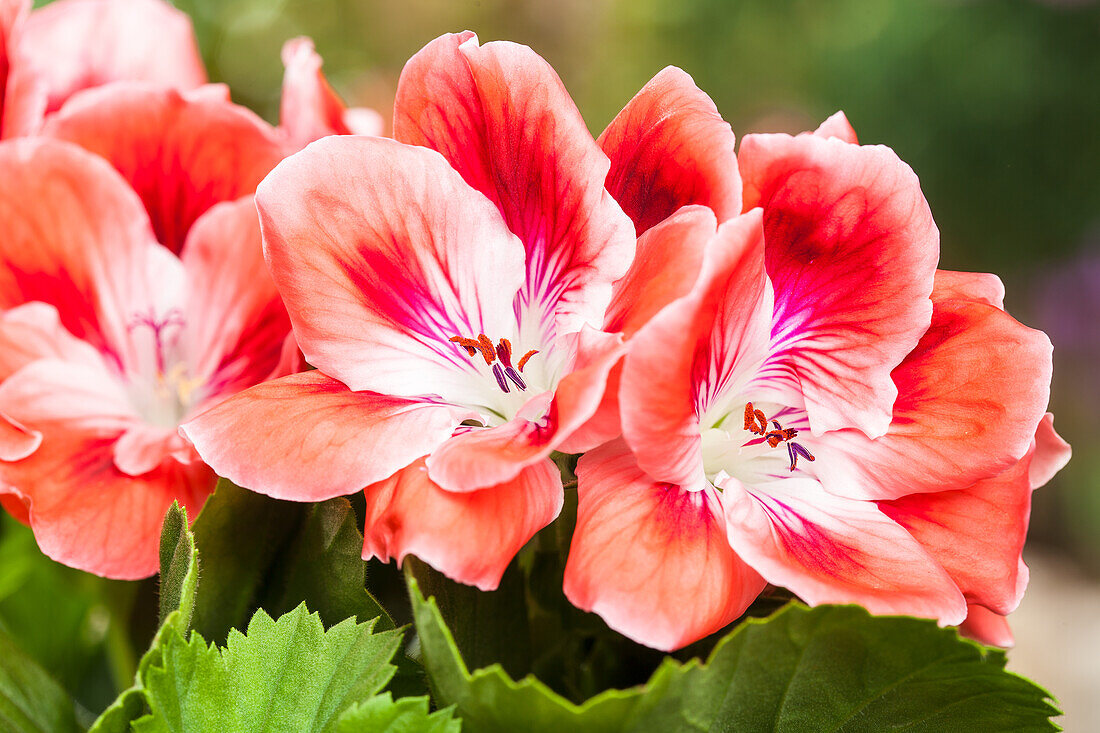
171 0 1100 566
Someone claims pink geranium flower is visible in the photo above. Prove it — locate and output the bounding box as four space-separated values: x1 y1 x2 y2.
0 0 204 138
278 36 384 148
183 31 635 590
563 114 1069 651
0 88 291 579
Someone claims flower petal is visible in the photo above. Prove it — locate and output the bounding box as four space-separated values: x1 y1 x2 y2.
620 210 771 490
809 111 858 144
816 299 1053 501
721 474 967 624
564 441 764 651
739 133 939 437
0 359 208 578
932 269 1006 309
0 138 158 357
279 36 381 148
603 205 715 338
393 32 635 336
1029 412 1070 489
958 604 1014 648
43 83 286 253
14 0 204 117
598 67 741 235
180 196 291 401
181 370 464 502
256 135 525 404
362 456 562 590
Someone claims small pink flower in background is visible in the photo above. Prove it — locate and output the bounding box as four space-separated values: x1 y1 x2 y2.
183 31 635 590
563 111 1069 651
0 86 292 579
0 0 204 138
279 36 384 148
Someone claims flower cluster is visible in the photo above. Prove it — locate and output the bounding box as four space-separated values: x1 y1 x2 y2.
0 3 1069 651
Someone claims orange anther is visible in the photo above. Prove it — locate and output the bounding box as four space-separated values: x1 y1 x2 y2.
517 349 539 372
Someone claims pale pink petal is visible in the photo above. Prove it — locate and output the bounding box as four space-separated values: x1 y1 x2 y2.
362 456 562 590
0 358 208 578
279 36 359 148
15 0 204 117
598 67 741 235
427 327 625 490
958 604 1014 648
603 205 714 338
815 299 1053 501
343 107 384 136
0 413 39 461
394 32 634 336
182 370 465 502
620 211 771 491
0 0 30 132
932 269 1006 309
721 474 967 624
180 196 291 400
43 83 286 254
809 111 858 144
1029 412 1070 489
0 302 103 380
113 425 185 477
564 441 764 651
256 135 525 405
739 133 939 437
0 138 158 357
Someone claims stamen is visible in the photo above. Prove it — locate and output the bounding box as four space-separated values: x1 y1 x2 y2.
496 338 513 366
787 442 816 471
517 349 539 372
503 366 526 390
492 362 510 393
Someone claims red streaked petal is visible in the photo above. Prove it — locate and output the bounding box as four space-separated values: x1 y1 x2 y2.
43 83 286 253
740 132 938 437
181 370 463 502
0 138 157 356
257 135 524 403
394 32 634 335
180 196 290 399
816 300 1053 501
362 456 562 591
279 36 355 148
604 205 715 338
15 0 204 116
809 111 858 144
620 211 770 490
958 604 1014 648
599 67 741 235
722 475 967 624
564 441 764 651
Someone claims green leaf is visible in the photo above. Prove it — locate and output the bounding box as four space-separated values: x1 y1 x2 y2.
133 604 403 733
88 502 200 733
410 578 645 733
627 603 1062 733
411 582 1062 733
0 624 81 733
332 694 461 733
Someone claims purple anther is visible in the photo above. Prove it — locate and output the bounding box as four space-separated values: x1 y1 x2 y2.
492 362 510 393
787 442 816 471
771 419 783 430
504 366 527 390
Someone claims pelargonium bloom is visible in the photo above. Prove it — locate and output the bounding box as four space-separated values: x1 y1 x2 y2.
563 116 1068 651
183 31 635 590
0 136 293 578
279 36 384 149
0 0 205 138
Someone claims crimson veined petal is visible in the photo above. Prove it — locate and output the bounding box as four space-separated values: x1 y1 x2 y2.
181 370 466 503
362 456 562 591
257 134 526 408
0 137 160 359
720 474 968 624
739 132 939 438
564 441 765 651
42 82 286 254
393 31 635 338
599 66 742 236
